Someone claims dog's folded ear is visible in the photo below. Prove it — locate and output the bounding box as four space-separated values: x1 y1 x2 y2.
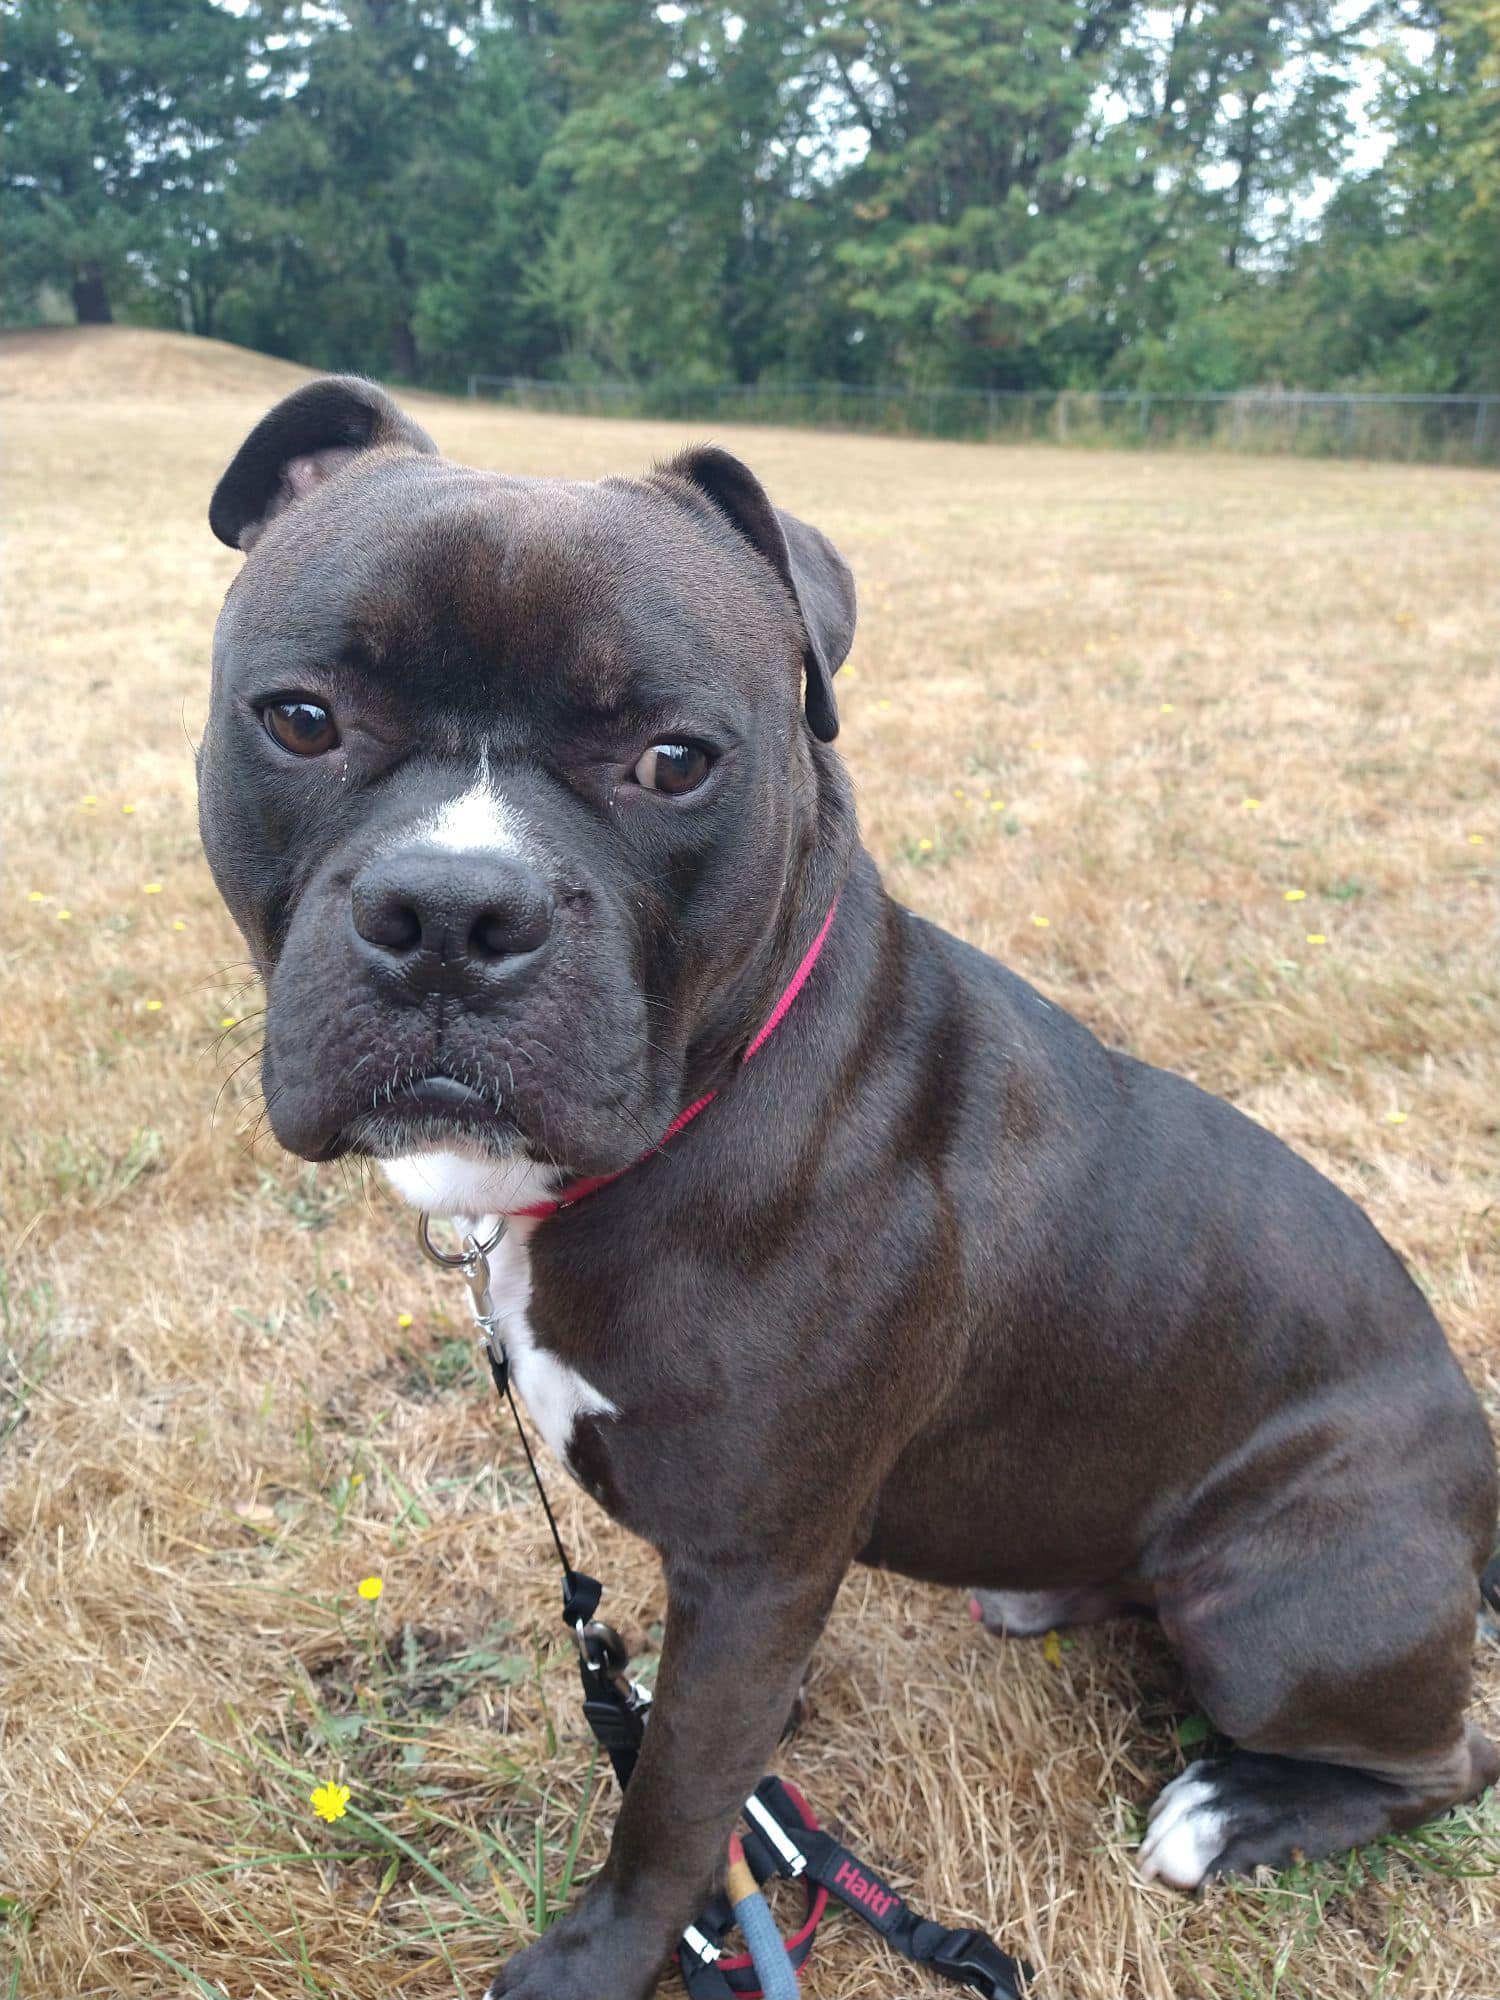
210 375 438 553
654 446 856 741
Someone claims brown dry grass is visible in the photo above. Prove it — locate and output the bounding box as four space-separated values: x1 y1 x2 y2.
3 329 1497 2000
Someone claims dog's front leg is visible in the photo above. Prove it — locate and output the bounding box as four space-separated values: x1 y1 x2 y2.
485 1548 845 2000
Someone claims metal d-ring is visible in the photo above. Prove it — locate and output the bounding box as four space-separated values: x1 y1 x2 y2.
416 1211 506 1269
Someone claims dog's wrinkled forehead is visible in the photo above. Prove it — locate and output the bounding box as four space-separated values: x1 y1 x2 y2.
217 467 790 737
210 376 855 740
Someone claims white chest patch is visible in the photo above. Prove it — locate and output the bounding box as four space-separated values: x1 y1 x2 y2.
476 1216 619 1478
380 1155 616 1479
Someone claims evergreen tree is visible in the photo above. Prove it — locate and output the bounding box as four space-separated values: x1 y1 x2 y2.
1274 0 1500 390
1 0 262 326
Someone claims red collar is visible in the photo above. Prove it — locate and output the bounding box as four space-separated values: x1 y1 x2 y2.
510 896 840 1220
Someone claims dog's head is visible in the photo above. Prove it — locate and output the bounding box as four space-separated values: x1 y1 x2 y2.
199 377 856 1214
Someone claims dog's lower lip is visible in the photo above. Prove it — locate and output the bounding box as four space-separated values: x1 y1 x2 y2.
398 1075 487 1113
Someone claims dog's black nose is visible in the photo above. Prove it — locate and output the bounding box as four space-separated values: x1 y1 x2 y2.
350 849 554 983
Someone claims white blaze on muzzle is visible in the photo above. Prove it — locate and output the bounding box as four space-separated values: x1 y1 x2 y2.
402 748 532 858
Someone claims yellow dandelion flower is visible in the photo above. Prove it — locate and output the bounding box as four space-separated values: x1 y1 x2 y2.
172 919 187 931
142 882 163 896
1242 798 1262 811
396 1312 414 1330
310 1781 350 1823
1158 703 1176 714
145 999 163 1012
1283 889 1307 903
1384 1110 1408 1126
80 795 98 808
121 803 137 815
989 800 1006 813
220 1015 238 1029
357 1575 383 1601
917 838 935 853
1305 933 1327 946
350 1472 364 1488
1042 1629 1064 1669
843 666 856 681
876 698 892 711
1028 738 1043 750
952 787 966 800
1031 915 1050 928
56 909 73 921
1469 833 1485 846
27 890 45 903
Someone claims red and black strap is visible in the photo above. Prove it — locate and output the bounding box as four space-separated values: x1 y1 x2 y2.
671 1777 1031 2000
675 1780 828 2000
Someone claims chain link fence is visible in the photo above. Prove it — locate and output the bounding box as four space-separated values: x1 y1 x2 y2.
468 375 1499 466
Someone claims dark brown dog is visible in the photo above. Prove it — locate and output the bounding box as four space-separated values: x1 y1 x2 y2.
199 377 1498 2000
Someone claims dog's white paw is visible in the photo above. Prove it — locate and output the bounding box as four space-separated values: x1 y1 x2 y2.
1138 1762 1228 1889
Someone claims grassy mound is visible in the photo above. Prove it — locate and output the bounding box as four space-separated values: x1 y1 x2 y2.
0 324 314 402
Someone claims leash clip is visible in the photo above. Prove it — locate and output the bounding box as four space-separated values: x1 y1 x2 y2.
462 1245 508 1376
417 1212 509 1377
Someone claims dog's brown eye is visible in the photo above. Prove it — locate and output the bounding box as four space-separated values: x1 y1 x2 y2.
264 700 339 757
633 742 711 797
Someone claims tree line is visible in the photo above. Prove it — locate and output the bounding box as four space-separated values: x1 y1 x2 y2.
3 1 1495 396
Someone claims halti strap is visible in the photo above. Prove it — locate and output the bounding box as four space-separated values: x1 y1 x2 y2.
675 1781 826 2000
761 1786 1031 2000
670 1779 1031 2000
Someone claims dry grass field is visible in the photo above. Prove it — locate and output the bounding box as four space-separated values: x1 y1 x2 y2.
3 327 1498 2000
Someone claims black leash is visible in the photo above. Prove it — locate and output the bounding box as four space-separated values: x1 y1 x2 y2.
496 1360 597 1621
420 1212 1032 2000
417 1215 645 1778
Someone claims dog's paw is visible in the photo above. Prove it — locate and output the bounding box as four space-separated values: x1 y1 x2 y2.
481 1949 603 2000
1136 1746 1468 1891
480 1897 660 2000
1138 1761 1229 1889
